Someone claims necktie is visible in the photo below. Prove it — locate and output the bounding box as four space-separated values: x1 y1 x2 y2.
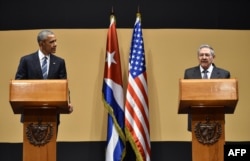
42 57 48 79
202 70 208 79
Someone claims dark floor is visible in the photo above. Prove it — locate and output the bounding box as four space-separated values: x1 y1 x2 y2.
1 141 249 161
0 141 192 161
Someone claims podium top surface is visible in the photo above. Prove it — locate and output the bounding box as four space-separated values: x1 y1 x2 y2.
9 79 69 114
178 79 238 114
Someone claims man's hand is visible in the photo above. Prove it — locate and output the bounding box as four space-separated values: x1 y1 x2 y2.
68 104 73 113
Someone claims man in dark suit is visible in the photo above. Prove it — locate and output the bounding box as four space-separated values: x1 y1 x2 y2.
15 30 73 129
184 44 230 132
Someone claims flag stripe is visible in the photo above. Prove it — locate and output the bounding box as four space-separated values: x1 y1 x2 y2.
126 98 150 154
126 75 151 155
104 78 124 112
125 112 147 158
106 118 119 161
127 74 149 129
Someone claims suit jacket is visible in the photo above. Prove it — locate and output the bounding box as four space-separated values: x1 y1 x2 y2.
184 64 230 131
15 51 67 125
184 64 230 79
15 51 67 79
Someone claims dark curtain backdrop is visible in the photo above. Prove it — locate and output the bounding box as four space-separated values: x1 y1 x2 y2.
0 0 250 30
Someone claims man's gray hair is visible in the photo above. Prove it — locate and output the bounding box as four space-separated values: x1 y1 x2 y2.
197 44 215 56
37 30 54 43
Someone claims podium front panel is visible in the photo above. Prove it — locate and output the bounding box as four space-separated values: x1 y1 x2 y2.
9 79 69 114
178 79 238 114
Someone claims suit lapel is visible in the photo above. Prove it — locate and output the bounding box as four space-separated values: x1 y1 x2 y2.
211 67 220 78
48 54 56 78
192 66 202 78
32 52 43 78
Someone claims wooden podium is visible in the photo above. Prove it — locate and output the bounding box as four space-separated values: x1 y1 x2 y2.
178 79 238 161
9 79 70 161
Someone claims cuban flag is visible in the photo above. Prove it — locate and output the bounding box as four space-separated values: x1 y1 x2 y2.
102 14 126 161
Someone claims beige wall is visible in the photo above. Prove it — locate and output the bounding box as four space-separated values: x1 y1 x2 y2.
0 29 249 142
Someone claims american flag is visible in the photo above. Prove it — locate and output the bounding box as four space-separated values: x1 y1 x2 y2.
102 14 126 161
125 13 151 161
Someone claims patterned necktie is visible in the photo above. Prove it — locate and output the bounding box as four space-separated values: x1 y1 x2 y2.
202 70 208 79
42 57 48 79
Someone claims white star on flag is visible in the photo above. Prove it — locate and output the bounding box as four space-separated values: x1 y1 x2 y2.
106 51 117 68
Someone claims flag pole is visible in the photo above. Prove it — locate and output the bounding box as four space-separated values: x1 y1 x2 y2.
137 5 141 21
